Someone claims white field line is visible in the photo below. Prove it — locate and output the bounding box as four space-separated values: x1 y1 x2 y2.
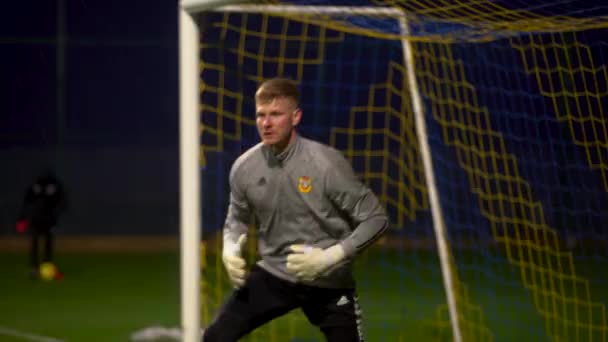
0 325 66 342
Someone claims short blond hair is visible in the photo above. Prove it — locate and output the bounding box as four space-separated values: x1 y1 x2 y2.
255 77 300 106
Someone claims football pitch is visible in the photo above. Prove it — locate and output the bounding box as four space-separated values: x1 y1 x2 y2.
1 247 604 341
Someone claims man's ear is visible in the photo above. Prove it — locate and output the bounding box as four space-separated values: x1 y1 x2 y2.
292 108 303 126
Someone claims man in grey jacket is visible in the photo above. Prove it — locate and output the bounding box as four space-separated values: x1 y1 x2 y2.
203 77 388 342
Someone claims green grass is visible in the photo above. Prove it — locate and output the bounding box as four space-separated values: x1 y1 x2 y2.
1 248 606 341
0 252 180 342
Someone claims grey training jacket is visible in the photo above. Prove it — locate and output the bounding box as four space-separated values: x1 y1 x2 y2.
223 135 388 288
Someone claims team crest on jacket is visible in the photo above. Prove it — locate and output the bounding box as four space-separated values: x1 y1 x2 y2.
298 176 312 193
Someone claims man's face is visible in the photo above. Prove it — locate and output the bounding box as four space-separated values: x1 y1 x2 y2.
255 97 301 150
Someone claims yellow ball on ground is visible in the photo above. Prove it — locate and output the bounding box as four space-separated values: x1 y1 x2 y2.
39 262 57 281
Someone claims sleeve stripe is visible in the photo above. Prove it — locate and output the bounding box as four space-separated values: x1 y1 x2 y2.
354 219 389 252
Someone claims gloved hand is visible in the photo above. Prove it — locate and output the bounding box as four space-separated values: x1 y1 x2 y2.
222 234 247 288
286 244 345 281
16 219 29 234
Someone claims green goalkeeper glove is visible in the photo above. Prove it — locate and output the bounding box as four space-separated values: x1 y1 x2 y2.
286 244 346 281
222 234 247 288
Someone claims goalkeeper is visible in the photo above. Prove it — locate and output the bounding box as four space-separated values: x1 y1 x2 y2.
203 78 388 342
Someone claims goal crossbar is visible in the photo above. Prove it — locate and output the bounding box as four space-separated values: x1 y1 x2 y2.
205 4 402 16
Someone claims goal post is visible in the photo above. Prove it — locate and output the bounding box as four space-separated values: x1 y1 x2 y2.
178 6 201 342
178 2 462 342
398 15 463 342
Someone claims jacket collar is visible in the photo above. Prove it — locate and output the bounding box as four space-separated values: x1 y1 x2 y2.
264 134 301 166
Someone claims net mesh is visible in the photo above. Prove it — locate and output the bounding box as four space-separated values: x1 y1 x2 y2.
197 2 608 340
239 0 608 42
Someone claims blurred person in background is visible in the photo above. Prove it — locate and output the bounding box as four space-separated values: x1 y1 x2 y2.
16 168 67 279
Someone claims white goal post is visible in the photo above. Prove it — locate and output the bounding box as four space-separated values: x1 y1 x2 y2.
178 2 462 342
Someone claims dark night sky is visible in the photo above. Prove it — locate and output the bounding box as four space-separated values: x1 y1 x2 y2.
1 1 178 148
0 1 180 235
